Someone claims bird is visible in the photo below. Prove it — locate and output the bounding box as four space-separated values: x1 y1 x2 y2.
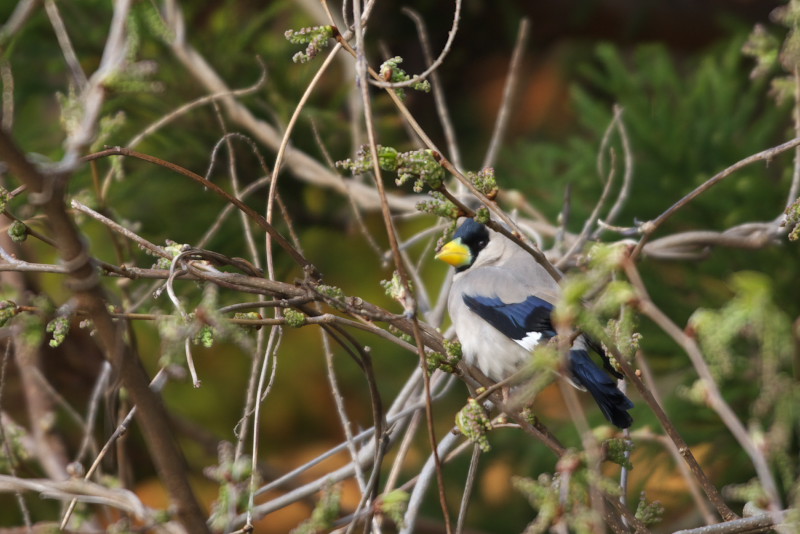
435 218 634 429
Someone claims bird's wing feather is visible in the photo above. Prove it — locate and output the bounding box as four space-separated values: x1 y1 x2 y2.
462 294 555 351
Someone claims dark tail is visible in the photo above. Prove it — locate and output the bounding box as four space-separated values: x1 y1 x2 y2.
568 350 634 429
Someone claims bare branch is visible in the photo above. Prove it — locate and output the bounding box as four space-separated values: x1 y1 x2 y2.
632 136 800 260
44 0 88 89
482 18 530 170
369 0 462 90
404 7 463 171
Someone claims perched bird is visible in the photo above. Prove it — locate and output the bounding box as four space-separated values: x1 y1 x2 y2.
435 218 633 428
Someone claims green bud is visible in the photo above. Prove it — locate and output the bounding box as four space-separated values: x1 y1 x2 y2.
603 438 634 469
46 316 70 348
8 220 27 243
468 168 498 199
284 26 333 63
635 493 664 526
194 325 215 348
316 284 345 300
0 300 19 327
0 186 9 213
474 206 490 224
455 398 492 452
379 489 409 529
283 309 307 327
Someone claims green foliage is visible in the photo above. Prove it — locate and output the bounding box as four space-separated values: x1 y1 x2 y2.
153 241 190 270
0 187 9 213
689 271 799 491
315 284 344 300
502 37 788 230
425 351 455 374
290 484 342 534
426 338 462 373
131 1 174 44
380 271 414 312
0 300 19 327
378 489 409 529
785 196 800 240
466 167 498 199
91 112 127 153
689 272 792 384
634 493 664 527
206 442 256 531
512 459 603 534
193 325 215 348
8 220 27 243
473 206 490 224
379 56 431 100
46 316 70 348
456 398 493 452
603 438 633 470
283 308 307 327
742 24 781 80
284 25 333 63
416 190 460 219
555 243 640 367
743 1 800 104
337 145 445 192
0 418 30 473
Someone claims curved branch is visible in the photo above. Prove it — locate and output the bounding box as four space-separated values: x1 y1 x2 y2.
369 0 462 90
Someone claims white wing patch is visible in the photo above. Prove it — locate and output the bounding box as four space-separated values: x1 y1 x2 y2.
514 331 543 352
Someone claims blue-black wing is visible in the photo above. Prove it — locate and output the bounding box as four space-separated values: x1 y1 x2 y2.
463 293 634 428
569 349 634 428
462 294 556 349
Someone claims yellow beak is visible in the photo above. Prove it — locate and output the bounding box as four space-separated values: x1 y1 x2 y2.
435 238 471 268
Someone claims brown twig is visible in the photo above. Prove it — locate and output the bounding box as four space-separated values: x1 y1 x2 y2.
403 7 463 171
83 147 318 277
0 128 212 534
482 18 529 170
624 259 782 513
351 3 444 529
590 255 737 521
631 136 800 261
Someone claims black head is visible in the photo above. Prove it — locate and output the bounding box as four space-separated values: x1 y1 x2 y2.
451 219 490 271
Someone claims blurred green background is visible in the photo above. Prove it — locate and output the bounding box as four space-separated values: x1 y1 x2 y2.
1 0 798 532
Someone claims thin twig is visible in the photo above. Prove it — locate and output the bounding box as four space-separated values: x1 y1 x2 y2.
455 445 481 534
631 136 800 260
44 0 88 89
402 7 462 171
352 2 439 529
0 59 14 131
321 329 369 494
556 148 618 268
60 368 171 530
624 260 782 513
595 105 634 237
672 511 791 534
0 340 32 529
265 39 342 282
243 325 282 529
71 199 169 258
636 357 717 525
368 0 462 91
83 147 317 276
788 67 800 209
482 18 529 170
